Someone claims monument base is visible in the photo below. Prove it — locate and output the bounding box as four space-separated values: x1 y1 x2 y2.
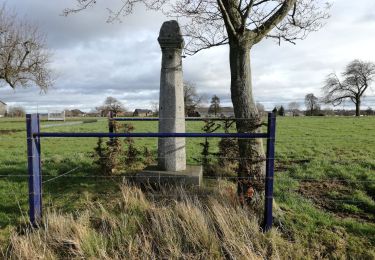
136 165 202 187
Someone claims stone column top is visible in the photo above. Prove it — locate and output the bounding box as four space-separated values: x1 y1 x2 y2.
158 20 184 49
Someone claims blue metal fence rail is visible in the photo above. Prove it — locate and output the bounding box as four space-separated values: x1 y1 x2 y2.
26 112 276 231
37 132 269 138
110 117 233 121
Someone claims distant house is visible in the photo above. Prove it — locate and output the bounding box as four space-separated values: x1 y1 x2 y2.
65 109 85 117
0 100 7 117
121 111 134 117
133 109 153 117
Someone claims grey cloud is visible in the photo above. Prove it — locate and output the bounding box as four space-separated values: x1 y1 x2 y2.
1 0 375 113
359 13 375 23
8 0 167 48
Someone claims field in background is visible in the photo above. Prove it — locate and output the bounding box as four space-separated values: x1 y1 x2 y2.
0 116 374 257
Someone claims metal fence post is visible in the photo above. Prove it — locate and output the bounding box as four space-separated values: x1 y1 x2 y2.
108 111 114 133
263 112 276 232
108 111 114 144
26 114 42 226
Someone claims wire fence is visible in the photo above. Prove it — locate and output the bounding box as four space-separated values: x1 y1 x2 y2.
1 176 375 185
1 114 374 229
1 150 374 183
1 157 374 229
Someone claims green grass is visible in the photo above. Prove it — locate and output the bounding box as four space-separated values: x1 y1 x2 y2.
0 116 375 258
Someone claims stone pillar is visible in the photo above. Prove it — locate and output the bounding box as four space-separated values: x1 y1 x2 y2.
157 20 186 171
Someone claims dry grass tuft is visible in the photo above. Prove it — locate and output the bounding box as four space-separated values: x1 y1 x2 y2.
5 182 303 259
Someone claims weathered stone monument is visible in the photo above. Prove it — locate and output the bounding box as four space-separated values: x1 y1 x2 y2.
157 20 186 172
137 20 202 186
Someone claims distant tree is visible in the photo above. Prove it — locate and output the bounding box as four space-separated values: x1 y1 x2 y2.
150 101 159 116
256 102 265 116
94 106 105 116
98 97 125 117
184 81 201 116
208 95 221 116
8 106 25 117
278 105 285 116
288 102 300 116
0 5 52 91
272 107 278 114
65 109 84 117
305 93 320 116
365 107 374 116
322 60 375 117
70 109 84 117
321 107 334 116
87 108 101 117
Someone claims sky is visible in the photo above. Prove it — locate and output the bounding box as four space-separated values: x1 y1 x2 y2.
1 0 375 113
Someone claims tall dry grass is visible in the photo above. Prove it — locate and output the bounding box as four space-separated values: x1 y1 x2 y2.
4 182 305 259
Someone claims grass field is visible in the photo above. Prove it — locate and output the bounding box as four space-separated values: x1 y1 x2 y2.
0 116 374 258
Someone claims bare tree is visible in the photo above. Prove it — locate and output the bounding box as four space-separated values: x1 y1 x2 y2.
150 101 159 116
304 93 319 116
98 96 126 116
323 60 375 117
64 0 330 201
8 105 26 117
256 102 265 116
184 81 202 116
0 5 52 91
288 101 300 116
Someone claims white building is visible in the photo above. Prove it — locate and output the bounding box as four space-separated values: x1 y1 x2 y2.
0 100 7 117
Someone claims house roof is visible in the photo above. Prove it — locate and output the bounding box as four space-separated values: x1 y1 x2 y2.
0 100 7 105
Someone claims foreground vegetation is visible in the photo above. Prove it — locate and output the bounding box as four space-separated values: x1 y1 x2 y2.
5 182 304 259
0 116 374 258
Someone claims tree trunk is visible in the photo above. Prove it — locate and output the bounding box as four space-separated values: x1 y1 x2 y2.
229 41 265 205
355 99 361 117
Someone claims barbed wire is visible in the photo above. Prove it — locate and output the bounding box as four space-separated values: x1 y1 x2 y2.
42 167 80 184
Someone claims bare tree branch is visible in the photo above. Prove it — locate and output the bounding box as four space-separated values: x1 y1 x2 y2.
216 0 238 37
0 5 53 91
252 0 296 43
62 0 97 16
63 0 331 53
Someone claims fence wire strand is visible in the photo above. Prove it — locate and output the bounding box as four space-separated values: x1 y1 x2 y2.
1 174 375 184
